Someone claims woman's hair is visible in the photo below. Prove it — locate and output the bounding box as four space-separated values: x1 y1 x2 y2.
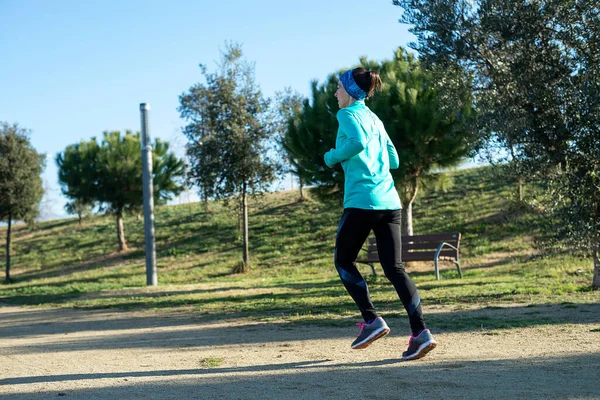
352 68 382 98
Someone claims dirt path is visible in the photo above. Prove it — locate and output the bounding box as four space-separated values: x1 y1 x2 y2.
1 304 599 399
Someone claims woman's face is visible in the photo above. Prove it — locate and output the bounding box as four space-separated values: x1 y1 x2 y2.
335 81 353 109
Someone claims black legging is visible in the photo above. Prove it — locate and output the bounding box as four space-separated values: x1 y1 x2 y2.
334 208 426 335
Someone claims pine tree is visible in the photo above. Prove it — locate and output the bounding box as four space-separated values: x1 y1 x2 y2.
57 131 186 251
282 74 345 204
281 50 476 234
273 88 306 200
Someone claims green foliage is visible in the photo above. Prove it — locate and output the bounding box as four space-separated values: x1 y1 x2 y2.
0 122 45 281
394 0 600 285
365 49 477 232
0 123 45 221
272 88 306 198
200 357 223 368
394 0 588 167
179 43 280 270
22 184 45 231
56 131 186 251
94 131 185 213
0 167 596 316
56 139 100 206
65 200 93 225
536 160 600 287
282 74 344 203
56 142 98 225
179 43 279 200
281 48 477 232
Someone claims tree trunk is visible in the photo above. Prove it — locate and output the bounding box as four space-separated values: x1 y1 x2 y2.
116 213 128 252
237 199 243 237
241 185 250 272
402 202 414 236
593 247 600 290
298 175 305 201
202 189 211 213
518 178 525 202
5 215 12 282
400 177 419 236
78 212 83 226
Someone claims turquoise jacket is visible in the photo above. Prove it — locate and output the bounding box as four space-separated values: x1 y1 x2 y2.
324 100 401 210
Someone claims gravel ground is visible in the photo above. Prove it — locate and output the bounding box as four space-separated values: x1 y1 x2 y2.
1 304 599 400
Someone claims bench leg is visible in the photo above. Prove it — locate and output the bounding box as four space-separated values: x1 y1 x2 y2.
455 260 463 278
435 259 462 280
369 263 376 277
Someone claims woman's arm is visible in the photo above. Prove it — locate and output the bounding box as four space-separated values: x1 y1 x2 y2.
386 133 399 169
324 109 372 167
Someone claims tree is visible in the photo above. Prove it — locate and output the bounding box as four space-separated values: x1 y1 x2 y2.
538 2 600 287
281 50 476 234
97 131 186 251
56 140 100 226
394 0 576 174
273 88 307 200
393 0 600 286
0 123 45 282
65 200 93 226
22 185 44 231
366 49 476 234
179 43 279 272
544 160 600 289
56 131 186 251
282 74 345 204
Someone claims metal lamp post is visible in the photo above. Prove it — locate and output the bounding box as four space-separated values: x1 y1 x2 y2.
140 103 157 286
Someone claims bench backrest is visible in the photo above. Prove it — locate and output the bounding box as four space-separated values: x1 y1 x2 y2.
366 233 461 262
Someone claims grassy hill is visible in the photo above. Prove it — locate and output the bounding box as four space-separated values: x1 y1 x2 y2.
0 167 596 326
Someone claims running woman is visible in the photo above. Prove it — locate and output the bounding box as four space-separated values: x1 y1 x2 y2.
324 68 436 361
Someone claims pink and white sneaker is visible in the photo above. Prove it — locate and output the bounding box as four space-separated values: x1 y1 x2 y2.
402 329 437 361
351 317 391 349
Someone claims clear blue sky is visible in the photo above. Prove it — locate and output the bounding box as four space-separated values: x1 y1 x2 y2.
0 0 417 219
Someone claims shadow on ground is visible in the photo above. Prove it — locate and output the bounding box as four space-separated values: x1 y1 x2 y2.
0 303 598 354
1 353 599 399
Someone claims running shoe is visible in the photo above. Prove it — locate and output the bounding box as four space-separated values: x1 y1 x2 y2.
402 329 437 361
351 317 390 349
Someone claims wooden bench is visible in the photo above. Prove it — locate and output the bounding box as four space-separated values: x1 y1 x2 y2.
357 233 462 280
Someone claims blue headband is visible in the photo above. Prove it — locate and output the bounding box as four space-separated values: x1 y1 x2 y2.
340 70 367 100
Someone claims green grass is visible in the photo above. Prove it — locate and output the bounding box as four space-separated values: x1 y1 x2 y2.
199 357 224 368
0 166 597 329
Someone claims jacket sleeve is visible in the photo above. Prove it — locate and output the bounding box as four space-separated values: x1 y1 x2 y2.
324 109 372 168
386 133 399 169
